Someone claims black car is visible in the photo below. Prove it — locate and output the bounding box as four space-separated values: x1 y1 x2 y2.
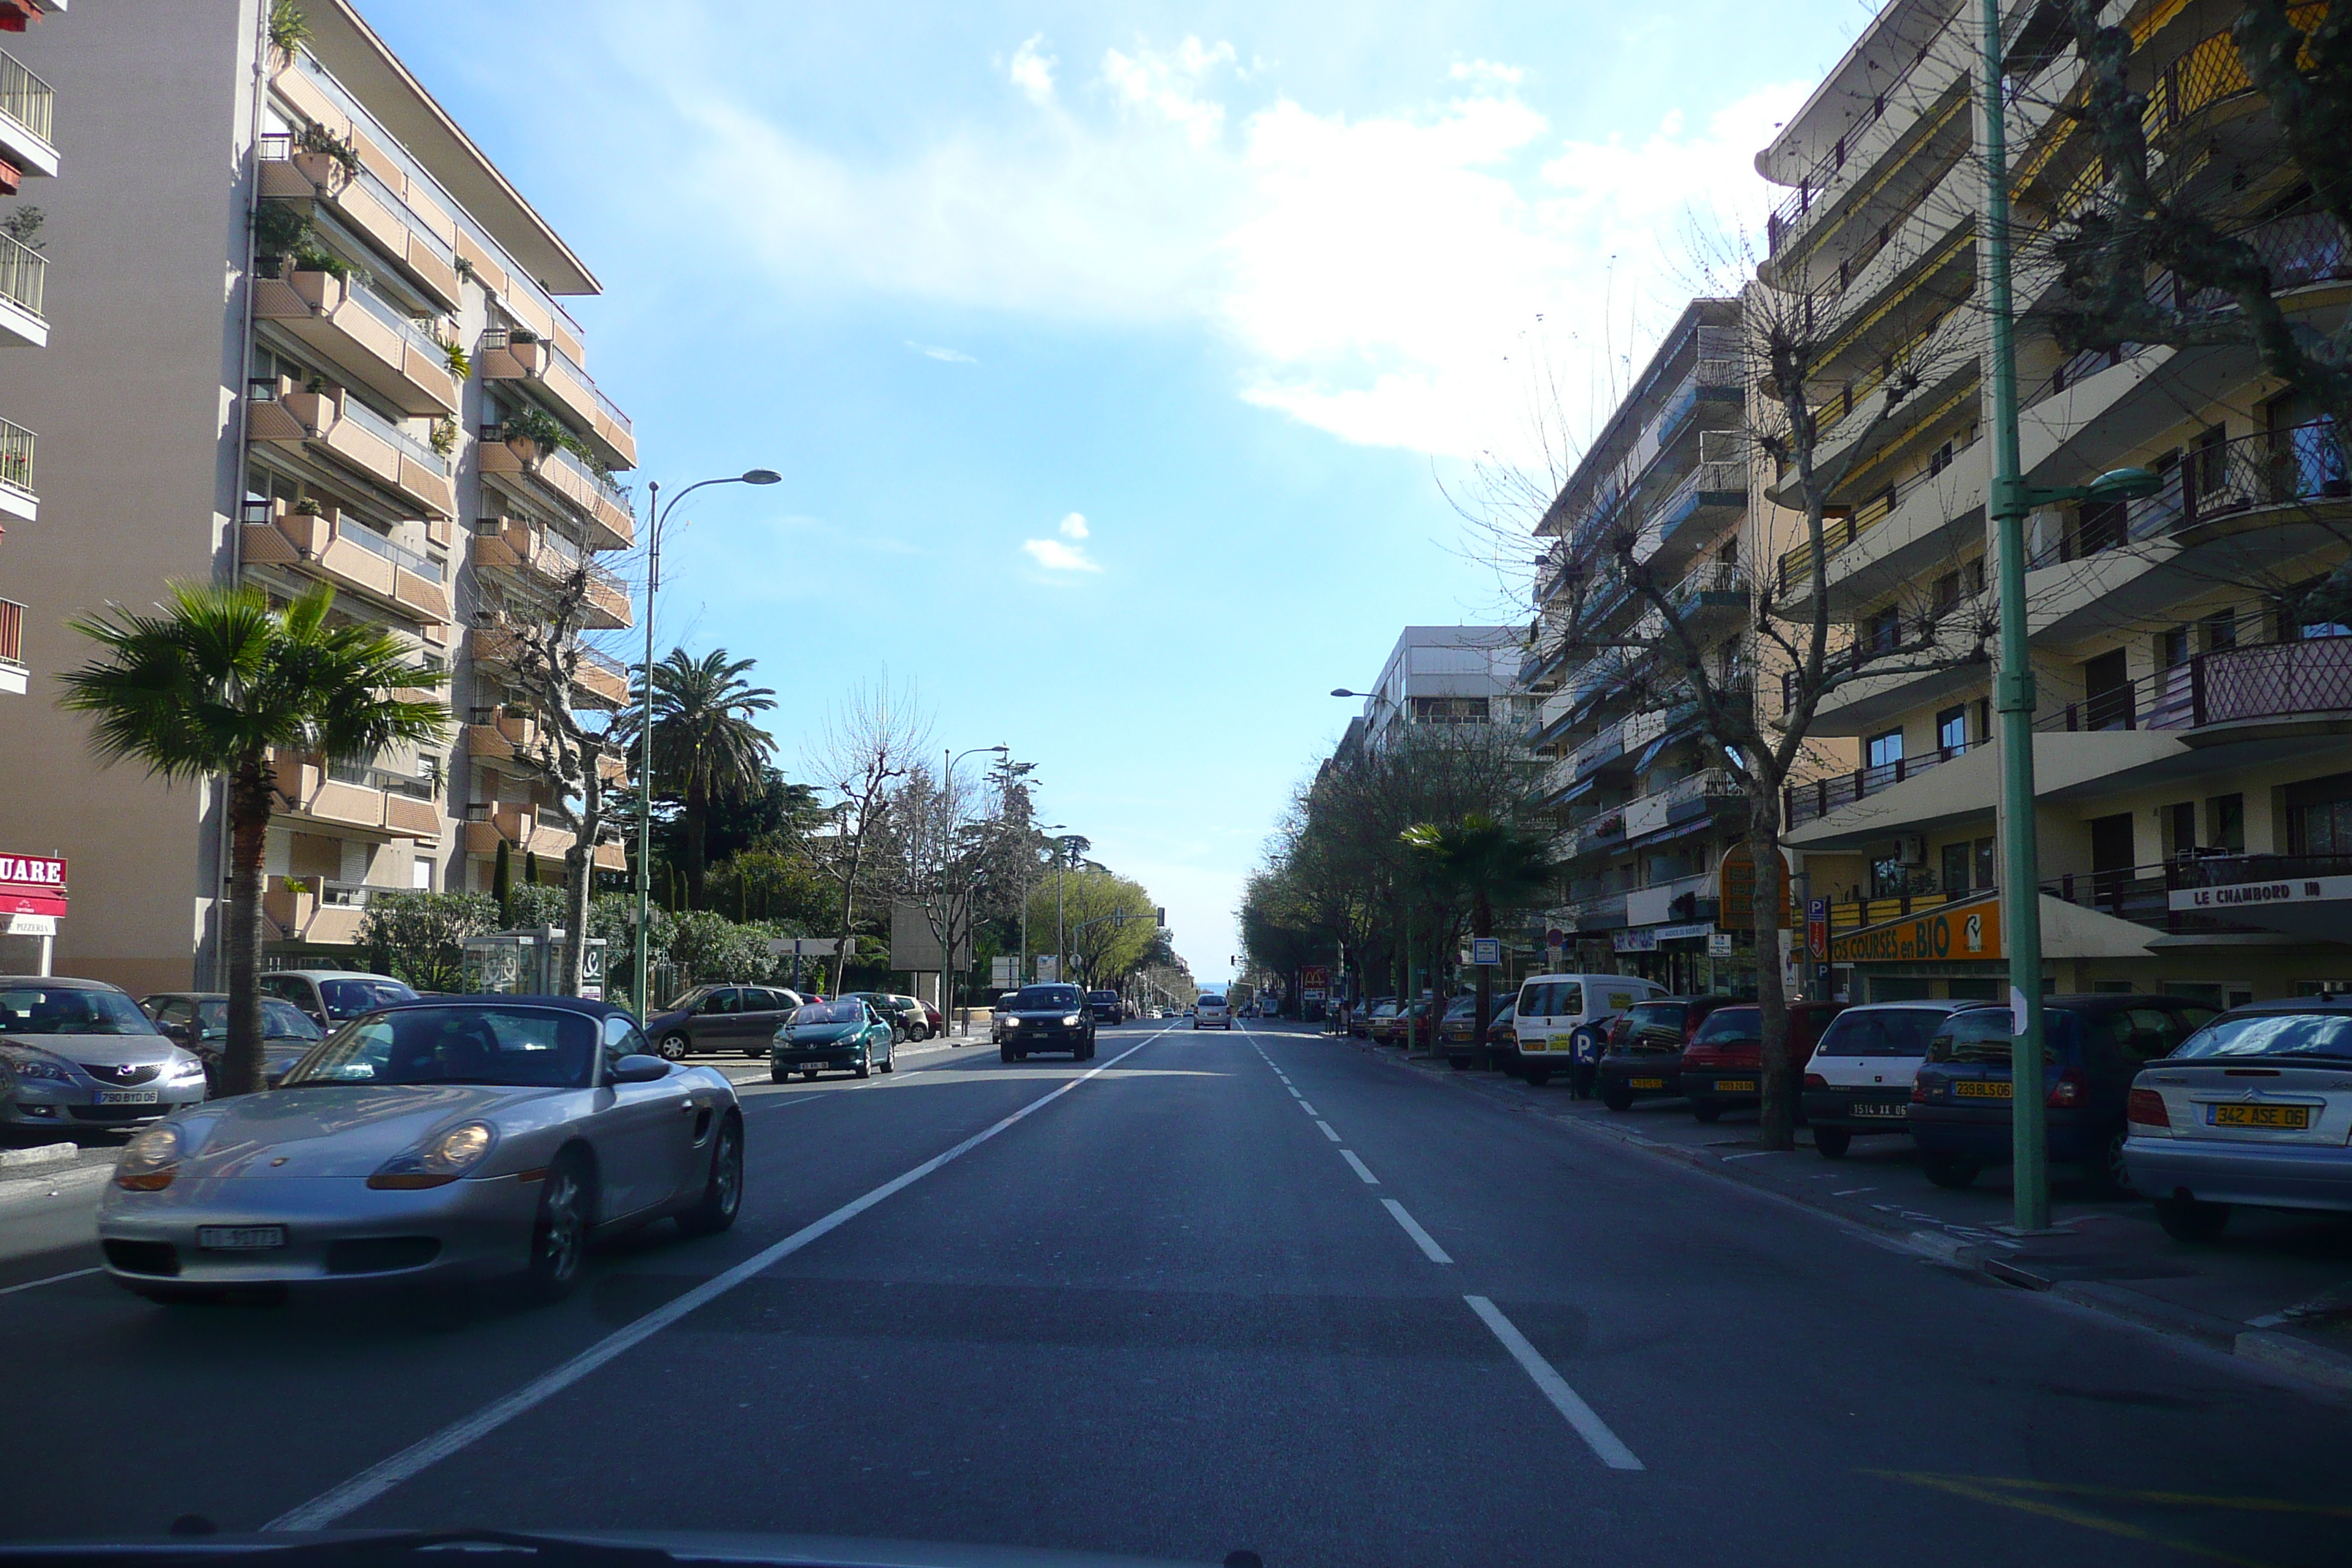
138 991 325 1091
993 983 1096 1062
1087 990 1123 1027
1597 995 1746 1112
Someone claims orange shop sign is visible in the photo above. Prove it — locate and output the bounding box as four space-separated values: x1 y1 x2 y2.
1830 895 2001 964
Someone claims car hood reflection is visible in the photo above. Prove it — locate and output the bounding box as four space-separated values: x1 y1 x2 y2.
172 1084 567 1179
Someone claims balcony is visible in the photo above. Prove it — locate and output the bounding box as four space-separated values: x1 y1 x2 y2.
263 66 467 311
0 48 57 186
2037 634 2352 745
246 380 456 521
1627 871 1716 928
1664 560 1749 630
469 516 633 629
241 501 449 626
477 329 635 470
1624 766 1742 841
1783 730 2189 852
0 595 22 696
472 626 633 710
462 803 626 871
477 431 636 550
0 228 42 347
0 414 26 524
1778 437 1984 614
252 265 459 416
1565 890 1629 932
1632 457 1748 574
263 876 374 948
268 750 442 840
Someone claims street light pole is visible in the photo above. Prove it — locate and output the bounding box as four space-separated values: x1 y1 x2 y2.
633 468 781 1020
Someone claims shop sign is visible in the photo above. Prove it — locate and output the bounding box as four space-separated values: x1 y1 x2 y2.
1613 930 1657 953
0 853 67 919
3 913 56 937
1301 965 1330 988
1716 844 1793 930
1830 895 2002 963
2168 875 2352 911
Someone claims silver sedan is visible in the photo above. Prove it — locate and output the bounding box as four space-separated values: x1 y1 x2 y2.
0 976 208 1132
97 997 744 1303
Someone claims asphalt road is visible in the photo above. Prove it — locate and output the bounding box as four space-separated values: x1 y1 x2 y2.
4 1019 2350 1566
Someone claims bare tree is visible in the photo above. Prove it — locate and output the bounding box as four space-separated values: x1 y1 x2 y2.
807 679 932 995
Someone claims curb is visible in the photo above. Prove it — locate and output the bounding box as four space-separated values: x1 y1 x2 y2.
0 1143 80 1171
2236 1327 2352 1392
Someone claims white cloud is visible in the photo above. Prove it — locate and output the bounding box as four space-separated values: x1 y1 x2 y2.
1008 35 1057 108
1058 511 1089 539
1102 37 1236 147
907 341 977 363
1021 536 1101 573
1450 60 1526 85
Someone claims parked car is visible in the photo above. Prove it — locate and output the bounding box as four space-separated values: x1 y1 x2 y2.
1596 996 1746 1112
1801 1000 1967 1158
1087 990 1123 1027
1194 994 1232 1030
995 983 1096 1060
1439 995 1501 1067
1487 1000 1518 1055
1352 998 1392 1040
645 984 804 1060
2125 998 2352 1241
1910 995 2220 1192
256 970 418 1030
771 998 896 1081
1679 1000 1847 1122
0 977 209 1132
97 996 741 1303
1509 973 1667 1090
139 992 326 1091
841 992 923 1044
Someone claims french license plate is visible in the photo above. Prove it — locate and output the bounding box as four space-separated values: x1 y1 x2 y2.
1954 1079 2012 1099
1522 1039 1546 1052
95 1089 159 1105
197 1226 285 1251
1851 1101 1907 1118
1717 1079 1757 1093
2212 1103 2312 1129
1629 1077 1666 1090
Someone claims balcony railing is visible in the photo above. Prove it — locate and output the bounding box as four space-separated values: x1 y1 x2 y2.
2043 856 2280 938
549 339 633 438
1784 741 1970 828
1763 48 1940 257
0 229 43 319
2038 633 2352 734
336 394 453 477
342 271 451 360
1778 434 1980 593
0 595 21 668
2027 421 2346 575
2139 5 2325 149
332 519 444 582
0 48 53 144
545 441 633 516
0 415 31 498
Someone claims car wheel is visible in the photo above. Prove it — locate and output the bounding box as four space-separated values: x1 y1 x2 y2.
2153 1196 2231 1243
522 1152 592 1303
999 1045 1015 1063
769 1063 790 1084
1523 1064 1553 1088
1691 1099 1723 1124
880 1049 896 1074
854 1054 871 1079
1814 1127 1852 1159
1600 1085 1634 1112
676 1113 744 1237
1921 1153 1980 1189
658 1033 691 1062
1448 1055 1469 1071
2087 1127 2136 1198
908 1023 928 1042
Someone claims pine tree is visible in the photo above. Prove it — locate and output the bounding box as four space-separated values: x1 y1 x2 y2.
491 837 512 926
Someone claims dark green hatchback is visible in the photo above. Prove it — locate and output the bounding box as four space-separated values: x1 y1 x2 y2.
771 998 897 1082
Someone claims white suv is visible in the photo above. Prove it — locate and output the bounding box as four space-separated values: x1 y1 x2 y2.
1194 995 1232 1029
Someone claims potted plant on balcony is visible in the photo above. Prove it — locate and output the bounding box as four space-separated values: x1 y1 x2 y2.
291 121 363 192
499 404 570 471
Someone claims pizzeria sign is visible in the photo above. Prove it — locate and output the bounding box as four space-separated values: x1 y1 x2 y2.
0 854 68 919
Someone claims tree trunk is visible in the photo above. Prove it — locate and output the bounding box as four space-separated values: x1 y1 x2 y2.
830 848 864 998
1752 810 1796 1151
559 839 593 998
220 756 274 1098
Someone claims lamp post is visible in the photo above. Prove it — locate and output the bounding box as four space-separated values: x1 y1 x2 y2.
941 744 1009 1036
633 469 781 1020
1977 0 2160 1232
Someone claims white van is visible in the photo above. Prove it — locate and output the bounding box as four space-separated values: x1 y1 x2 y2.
1510 972 1667 1089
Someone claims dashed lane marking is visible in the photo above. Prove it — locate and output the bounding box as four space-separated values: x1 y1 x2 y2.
1339 1150 1379 1186
1466 1294 1644 1471
1382 1198 1452 1264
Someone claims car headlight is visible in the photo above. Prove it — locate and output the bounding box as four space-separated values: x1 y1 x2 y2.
1062 1014 1080 1027
165 1055 208 1082
368 1120 497 1190
115 1123 183 1191
0 1048 72 1083
1002 1017 1019 1028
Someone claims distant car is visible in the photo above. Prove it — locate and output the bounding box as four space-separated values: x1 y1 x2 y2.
139 992 327 1091
1438 995 1487 1066
1596 995 1746 1112
1910 995 2220 1193
0 977 209 1131
97 996 742 1304
2125 998 2352 1241
1352 998 1392 1040
1677 1001 1847 1123
994 984 1096 1061
1194 994 1232 1030
771 998 896 1081
1801 1000 1966 1158
256 970 418 1030
842 992 924 1044
645 984 804 1060
1087 990 1123 1027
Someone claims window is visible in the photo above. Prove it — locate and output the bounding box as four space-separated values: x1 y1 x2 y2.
2157 627 2190 668
411 857 434 890
1517 981 1583 1018
2165 801 2198 858
2190 423 2228 498
1975 836 1997 890
1814 1006 1945 1058
2072 500 2126 557
1931 571 1961 618
2202 608 2238 652
1975 696 1992 742
1936 705 1967 755
1941 840 1971 894
1866 728 1904 769
2285 773 2352 856
601 1012 651 1073
1862 606 1901 656
1966 557 1986 596
699 988 742 1015
285 1006 597 1088
2207 793 2246 853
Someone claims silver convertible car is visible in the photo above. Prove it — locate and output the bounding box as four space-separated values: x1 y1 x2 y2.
97 997 744 1303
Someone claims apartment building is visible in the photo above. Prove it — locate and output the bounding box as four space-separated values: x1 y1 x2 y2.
0 0 58 698
1759 0 2352 1004
1336 625 1521 761
0 0 630 992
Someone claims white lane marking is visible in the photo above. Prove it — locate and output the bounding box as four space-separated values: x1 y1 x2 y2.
1286 1087 1302 1099
1339 1150 1379 1185
1382 1198 1452 1263
1464 1294 1644 1471
265 1030 1170 1531
1832 1187 1877 1196
1720 1151 1776 1161
1298 1101 1319 1116
1314 1120 1341 1142
0 1265 101 1297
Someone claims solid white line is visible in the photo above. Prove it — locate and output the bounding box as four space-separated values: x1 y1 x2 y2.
264 1030 1168 1531
1463 1294 1644 1470
0 1265 100 1297
1382 1198 1452 1263
1314 1120 1341 1142
1339 1150 1379 1185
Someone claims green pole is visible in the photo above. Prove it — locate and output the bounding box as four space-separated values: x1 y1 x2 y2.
1980 0 2050 1233
636 480 659 1022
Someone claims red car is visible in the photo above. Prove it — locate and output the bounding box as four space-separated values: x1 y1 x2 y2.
1678 1001 1847 1123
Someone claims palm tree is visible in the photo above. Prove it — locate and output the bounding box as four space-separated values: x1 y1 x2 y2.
1401 814 1557 1063
627 648 777 908
59 582 447 1095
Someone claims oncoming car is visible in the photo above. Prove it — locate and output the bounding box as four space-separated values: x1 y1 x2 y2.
993 984 1096 1060
96 997 743 1304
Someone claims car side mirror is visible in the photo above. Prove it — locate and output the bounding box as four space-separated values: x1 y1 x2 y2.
608 1054 671 1084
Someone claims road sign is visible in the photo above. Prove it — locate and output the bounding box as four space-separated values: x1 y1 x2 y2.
990 955 1018 987
1301 965 1330 988
1545 927 1566 949
1471 936 1501 966
1807 897 1829 962
1707 931 1733 957
765 938 845 957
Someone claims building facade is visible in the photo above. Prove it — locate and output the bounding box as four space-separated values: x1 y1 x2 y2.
0 0 59 699
0 0 630 992
1339 625 1522 758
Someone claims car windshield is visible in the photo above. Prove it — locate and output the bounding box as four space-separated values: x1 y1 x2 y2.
0 986 158 1036
1817 1007 1947 1058
1625 1003 1686 1036
1692 1006 1760 1044
1089 992 1118 1004
1011 987 1081 1010
791 1002 866 1026
2171 1011 2352 1062
1931 1009 2078 1064
283 1006 595 1088
316 977 420 1019
195 999 323 1040
1444 997 1477 1020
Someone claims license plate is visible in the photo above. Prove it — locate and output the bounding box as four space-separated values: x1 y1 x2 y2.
1851 1101 1907 1118
1629 1077 1666 1090
197 1226 285 1251
1716 1079 1757 1093
1953 1079 2011 1098
2212 1103 2312 1129
95 1089 159 1105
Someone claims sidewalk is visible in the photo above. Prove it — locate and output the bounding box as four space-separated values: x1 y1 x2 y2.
1322 1028 2352 1396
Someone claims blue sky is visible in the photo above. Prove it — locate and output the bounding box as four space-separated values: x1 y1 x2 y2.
363 0 1875 982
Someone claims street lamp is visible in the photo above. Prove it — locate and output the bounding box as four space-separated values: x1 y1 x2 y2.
1977 0 2159 1233
632 469 782 1019
940 745 1009 1035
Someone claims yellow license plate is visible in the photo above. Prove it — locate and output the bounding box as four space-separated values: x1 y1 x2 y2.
1717 1079 1757 1093
2212 1103 2312 1129
1523 1039 1545 1051
1954 1079 2012 1099
1629 1077 1665 1090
